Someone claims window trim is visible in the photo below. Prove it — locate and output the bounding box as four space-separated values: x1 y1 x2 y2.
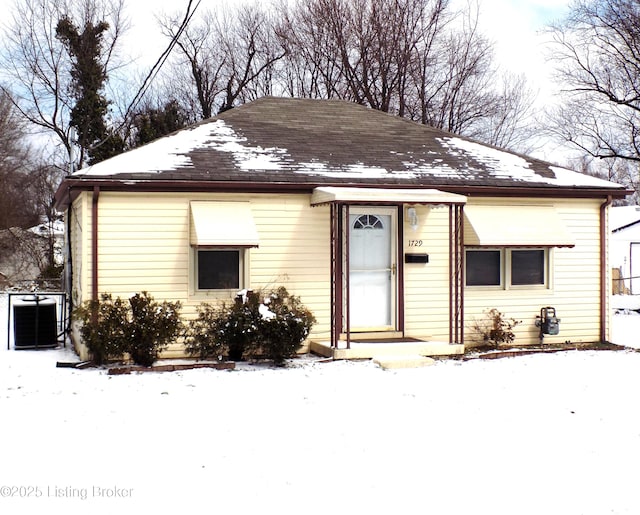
465 249 504 289
190 246 250 298
510 249 547 287
465 247 551 290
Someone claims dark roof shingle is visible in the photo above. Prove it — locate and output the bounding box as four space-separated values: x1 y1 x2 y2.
68 96 626 194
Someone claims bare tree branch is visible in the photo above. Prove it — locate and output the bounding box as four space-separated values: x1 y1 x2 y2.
546 0 640 163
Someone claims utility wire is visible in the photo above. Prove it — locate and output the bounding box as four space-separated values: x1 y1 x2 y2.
88 0 201 154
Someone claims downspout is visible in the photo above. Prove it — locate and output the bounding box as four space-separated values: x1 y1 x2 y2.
64 187 74 330
600 195 613 342
92 186 100 306
458 204 465 345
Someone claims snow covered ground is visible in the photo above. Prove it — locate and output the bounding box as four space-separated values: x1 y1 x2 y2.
1 293 640 515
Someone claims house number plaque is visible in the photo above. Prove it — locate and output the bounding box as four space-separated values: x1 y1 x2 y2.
408 240 424 247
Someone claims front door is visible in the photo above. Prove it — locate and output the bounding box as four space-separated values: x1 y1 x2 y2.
348 207 397 331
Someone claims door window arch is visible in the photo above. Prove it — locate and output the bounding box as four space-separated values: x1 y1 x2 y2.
353 214 384 230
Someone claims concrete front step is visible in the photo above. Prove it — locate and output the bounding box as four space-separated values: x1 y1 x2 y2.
373 355 436 370
309 340 464 359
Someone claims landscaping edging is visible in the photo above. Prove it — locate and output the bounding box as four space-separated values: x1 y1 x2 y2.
107 362 235 375
461 341 631 361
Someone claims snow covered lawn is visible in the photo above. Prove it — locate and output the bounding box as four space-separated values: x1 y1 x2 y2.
1 295 640 515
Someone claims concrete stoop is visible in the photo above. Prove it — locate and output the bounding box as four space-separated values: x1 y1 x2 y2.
373 355 436 370
309 340 464 360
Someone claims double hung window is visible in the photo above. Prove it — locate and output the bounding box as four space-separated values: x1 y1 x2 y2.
196 249 244 290
465 248 548 288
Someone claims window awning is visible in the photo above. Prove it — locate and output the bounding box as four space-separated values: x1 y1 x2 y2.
464 205 575 247
310 186 467 206
190 201 259 247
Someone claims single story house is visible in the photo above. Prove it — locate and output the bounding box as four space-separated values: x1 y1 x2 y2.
611 205 640 296
53 97 630 360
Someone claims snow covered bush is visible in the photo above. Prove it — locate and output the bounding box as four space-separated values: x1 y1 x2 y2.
185 303 232 360
255 287 316 366
73 292 183 366
186 291 260 361
186 287 315 365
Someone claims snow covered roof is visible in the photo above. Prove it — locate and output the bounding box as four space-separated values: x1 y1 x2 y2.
56 97 629 207
611 205 640 232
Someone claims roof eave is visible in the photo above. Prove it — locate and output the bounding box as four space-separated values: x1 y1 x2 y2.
53 177 633 211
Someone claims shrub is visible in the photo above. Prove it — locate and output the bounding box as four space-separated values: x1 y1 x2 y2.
73 293 129 365
127 292 183 367
256 287 316 366
185 287 316 365
184 303 227 360
73 291 183 366
225 291 262 361
471 308 521 348
185 291 261 361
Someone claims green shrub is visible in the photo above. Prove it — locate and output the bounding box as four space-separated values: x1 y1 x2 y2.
73 291 183 366
184 303 227 360
184 292 261 361
225 291 262 361
73 293 129 365
185 287 315 365
127 292 183 367
256 287 316 366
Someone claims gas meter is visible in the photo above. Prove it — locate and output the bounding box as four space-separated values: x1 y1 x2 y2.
535 307 560 336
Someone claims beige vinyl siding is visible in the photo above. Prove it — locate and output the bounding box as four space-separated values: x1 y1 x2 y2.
249 196 331 339
73 189 609 357
69 192 90 308
91 192 331 356
403 205 453 341
463 198 605 346
97 193 189 301
401 198 607 346
68 192 92 360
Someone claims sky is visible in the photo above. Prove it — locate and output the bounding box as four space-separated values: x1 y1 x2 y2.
476 0 571 66
124 0 573 88
120 0 573 162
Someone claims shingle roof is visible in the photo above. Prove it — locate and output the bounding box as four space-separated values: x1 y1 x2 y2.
67 96 627 193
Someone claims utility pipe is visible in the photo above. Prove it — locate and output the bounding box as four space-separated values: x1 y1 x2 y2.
600 195 613 342
91 186 100 305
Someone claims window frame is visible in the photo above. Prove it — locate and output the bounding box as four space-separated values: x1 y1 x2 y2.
465 247 551 290
464 249 504 288
190 246 250 297
510 249 547 287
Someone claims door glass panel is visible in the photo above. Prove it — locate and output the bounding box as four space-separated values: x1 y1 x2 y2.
349 213 392 328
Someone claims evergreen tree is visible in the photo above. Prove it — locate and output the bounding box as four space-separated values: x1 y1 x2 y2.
56 16 124 165
131 100 190 147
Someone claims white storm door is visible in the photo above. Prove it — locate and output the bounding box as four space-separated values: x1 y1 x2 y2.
348 208 396 330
